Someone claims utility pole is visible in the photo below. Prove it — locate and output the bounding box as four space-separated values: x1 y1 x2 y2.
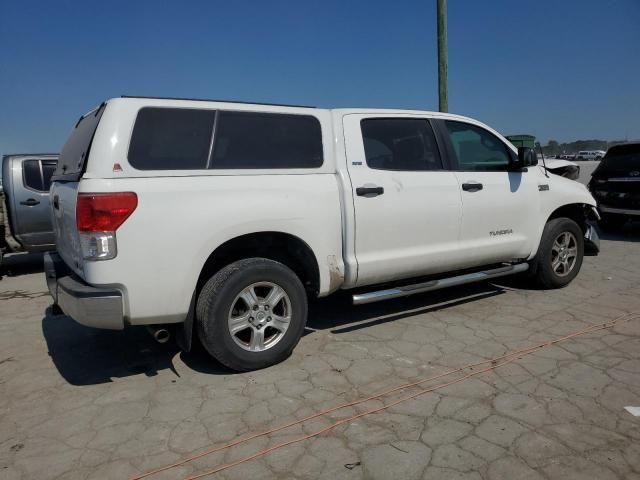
437 0 448 112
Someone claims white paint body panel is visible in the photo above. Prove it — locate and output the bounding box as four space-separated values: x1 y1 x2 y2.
52 98 597 326
529 168 597 258
78 175 342 324
342 113 463 286
454 170 540 265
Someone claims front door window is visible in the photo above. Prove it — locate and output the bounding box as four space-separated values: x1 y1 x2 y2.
445 120 512 172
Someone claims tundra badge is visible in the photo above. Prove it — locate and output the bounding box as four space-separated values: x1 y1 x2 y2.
490 229 513 237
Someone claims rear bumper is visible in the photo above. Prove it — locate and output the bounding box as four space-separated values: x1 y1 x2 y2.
44 252 124 330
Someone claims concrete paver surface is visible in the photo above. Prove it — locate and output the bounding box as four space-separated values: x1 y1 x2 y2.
1 223 639 478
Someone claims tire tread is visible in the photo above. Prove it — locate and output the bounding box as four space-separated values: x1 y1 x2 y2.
196 258 307 371
532 217 584 289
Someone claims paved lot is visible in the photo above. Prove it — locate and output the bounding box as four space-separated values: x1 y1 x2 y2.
1 176 639 480
574 160 600 185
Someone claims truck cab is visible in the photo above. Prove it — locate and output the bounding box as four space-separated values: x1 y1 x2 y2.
1 154 58 262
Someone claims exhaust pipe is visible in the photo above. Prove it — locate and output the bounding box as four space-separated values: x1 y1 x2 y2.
147 326 171 344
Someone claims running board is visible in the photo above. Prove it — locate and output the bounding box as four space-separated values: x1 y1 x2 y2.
352 263 529 305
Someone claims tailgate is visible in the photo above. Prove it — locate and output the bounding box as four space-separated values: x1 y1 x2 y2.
51 181 84 277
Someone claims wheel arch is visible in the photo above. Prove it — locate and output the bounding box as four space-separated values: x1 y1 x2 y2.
530 202 596 261
178 231 329 353
547 203 592 234
196 231 321 299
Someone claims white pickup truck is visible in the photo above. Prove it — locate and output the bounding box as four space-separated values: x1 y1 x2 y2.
45 97 600 371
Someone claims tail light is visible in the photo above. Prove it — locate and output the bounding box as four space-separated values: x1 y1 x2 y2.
76 192 137 260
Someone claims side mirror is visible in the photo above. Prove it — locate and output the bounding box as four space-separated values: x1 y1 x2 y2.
511 147 538 170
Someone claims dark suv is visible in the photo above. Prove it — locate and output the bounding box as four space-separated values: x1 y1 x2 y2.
588 143 640 229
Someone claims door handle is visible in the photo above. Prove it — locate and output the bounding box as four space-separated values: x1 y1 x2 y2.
53 195 59 210
20 198 40 206
461 182 483 192
356 186 384 197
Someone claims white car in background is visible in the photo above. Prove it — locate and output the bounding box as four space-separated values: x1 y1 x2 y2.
577 150 606 160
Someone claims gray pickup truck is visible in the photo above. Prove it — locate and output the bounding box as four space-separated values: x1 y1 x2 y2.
1 154 58 264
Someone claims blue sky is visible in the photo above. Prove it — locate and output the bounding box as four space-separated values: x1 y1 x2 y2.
1 0 639 155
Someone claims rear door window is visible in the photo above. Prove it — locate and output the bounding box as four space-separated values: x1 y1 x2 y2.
42 160 57 190
23 160 44 191
22 159 58 192
128 108 216 170
360 118 443 171
211 111 323 169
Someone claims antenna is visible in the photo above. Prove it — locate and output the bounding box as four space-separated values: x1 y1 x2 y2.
536 142 549 178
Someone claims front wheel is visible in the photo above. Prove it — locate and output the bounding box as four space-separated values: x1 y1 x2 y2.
531 217 584 289
196 258 308 371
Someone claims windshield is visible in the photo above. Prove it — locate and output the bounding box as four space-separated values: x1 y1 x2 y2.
593 145 640 177
52 103 106 181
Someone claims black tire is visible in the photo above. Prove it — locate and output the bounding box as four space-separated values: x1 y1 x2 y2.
196 258 307 371
600 214 627 231
531 217 584 289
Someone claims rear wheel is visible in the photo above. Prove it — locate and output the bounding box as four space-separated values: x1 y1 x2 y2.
196 258 307 371
531 218 584 289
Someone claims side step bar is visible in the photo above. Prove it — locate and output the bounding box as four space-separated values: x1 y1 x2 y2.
352 263 529 305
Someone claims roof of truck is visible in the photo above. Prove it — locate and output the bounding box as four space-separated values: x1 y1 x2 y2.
117 95 480 125
121 95 317 109
330 107 470 118
108 96 510 154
